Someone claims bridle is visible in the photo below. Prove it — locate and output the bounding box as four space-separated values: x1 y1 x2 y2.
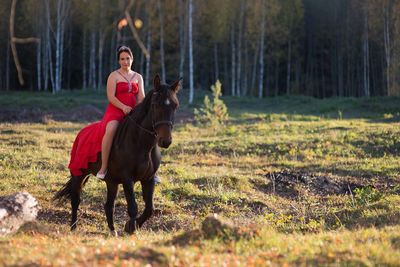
127 96 174 138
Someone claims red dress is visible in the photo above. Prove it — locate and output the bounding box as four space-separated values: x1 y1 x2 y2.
68 82 139 176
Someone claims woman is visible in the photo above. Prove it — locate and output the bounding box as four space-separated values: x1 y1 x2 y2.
68 45 161 182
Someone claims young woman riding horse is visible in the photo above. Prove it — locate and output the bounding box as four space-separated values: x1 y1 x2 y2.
54 48 181 234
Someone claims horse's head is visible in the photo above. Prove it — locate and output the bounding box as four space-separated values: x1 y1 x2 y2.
151 74 181 148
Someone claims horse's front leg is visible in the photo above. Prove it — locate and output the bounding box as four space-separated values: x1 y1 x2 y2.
123 180 138 234
104 181 118 236
136 178 155 228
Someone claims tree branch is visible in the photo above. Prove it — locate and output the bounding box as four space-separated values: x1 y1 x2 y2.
124 0 149 59
12 37 40 44
10 0 24 85
9 0 40 86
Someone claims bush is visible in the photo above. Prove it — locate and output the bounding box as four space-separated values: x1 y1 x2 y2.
194 80 229 126
353 186 383 206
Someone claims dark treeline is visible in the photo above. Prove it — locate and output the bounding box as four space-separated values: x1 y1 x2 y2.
1 0 400 99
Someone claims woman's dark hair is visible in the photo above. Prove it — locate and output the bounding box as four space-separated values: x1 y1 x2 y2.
117 45 134 61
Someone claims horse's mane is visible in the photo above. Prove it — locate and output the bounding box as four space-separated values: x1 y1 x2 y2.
130 89 155 123
114 89 155 147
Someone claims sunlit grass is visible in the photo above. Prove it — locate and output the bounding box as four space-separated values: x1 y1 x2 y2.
0 92 399 265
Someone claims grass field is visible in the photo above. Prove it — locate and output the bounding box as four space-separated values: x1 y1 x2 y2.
0 90 399 266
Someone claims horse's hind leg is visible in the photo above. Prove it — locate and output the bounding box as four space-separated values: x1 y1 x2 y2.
123 181 138 234
70 175 84 230
104 181 118 236
136 179 155 228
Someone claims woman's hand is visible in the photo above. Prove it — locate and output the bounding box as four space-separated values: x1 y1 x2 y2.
122 105 132 115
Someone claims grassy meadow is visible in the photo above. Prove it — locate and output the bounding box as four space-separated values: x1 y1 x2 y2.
0 90 399 266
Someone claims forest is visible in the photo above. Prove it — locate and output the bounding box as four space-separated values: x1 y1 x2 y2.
1 0 400 100
1 1 400 266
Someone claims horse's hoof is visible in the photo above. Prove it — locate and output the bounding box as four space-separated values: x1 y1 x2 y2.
109 230 118 237
124 220 137 234
70 222 77 231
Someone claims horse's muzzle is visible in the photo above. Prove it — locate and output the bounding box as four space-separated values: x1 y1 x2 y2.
158 137 172 148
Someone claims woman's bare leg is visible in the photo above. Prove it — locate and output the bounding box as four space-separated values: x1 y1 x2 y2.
97 120 119 177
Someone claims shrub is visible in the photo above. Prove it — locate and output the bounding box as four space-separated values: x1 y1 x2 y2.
194 80 229 126
353 186 383 206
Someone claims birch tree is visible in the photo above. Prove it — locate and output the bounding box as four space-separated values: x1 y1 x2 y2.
54 0 70 92
258 0 266 98
157 0 166 82
362 2 370 97
188 0 194 103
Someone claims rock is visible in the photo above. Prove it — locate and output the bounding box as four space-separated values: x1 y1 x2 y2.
201 214 260 241
202 214 233 239
0 192 39 236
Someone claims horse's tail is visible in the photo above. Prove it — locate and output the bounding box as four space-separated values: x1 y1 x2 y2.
53 175 89 203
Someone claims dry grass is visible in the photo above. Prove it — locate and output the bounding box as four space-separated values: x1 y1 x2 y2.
0 91 399 265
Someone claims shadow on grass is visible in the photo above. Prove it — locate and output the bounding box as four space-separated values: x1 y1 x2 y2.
266 162 400 183
326 202 400 230
226 95 400 122
296 252 370 266
94 247 169 265
347 131 400 158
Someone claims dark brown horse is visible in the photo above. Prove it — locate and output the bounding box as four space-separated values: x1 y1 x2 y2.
54 75 181 235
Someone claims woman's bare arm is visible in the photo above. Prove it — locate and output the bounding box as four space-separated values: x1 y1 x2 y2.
137 74 145 104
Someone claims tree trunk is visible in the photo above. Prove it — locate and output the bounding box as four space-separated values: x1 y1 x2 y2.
109 30 116 74
66 26 72 90
145 21 152 88
274 58 279 96
223 46 229 95
98 30 105 90
383 2 391 95
236 0 245 96
36 40 41 91
89 29 96 89
230 25 236 96
286 39 292 94
214 43 219 82
362 7 370 97
188 0 194 104
44 0 55 92
157 0 166 82
55 0 69 92
258 0 266 98
243 37 248 96
82 28 87 89
295 59 301 93
36 9 42 91
178 0 187 79
251 41 259 96
42 14 48 91
55 0 61 91
6 32 11 91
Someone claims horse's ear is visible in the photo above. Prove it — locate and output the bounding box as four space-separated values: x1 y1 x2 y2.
171 78 183 93
154 74 161 91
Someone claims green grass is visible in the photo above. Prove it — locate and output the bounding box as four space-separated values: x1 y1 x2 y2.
0 91 399 266
0 90 107 110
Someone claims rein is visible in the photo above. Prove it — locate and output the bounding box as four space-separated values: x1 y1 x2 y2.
127 115 157 137
127 106 174 138
128 91 174 138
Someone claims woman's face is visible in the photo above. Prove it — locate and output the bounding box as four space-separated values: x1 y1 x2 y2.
119 52 133 69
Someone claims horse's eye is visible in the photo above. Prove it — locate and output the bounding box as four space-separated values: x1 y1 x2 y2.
165 98 170 105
